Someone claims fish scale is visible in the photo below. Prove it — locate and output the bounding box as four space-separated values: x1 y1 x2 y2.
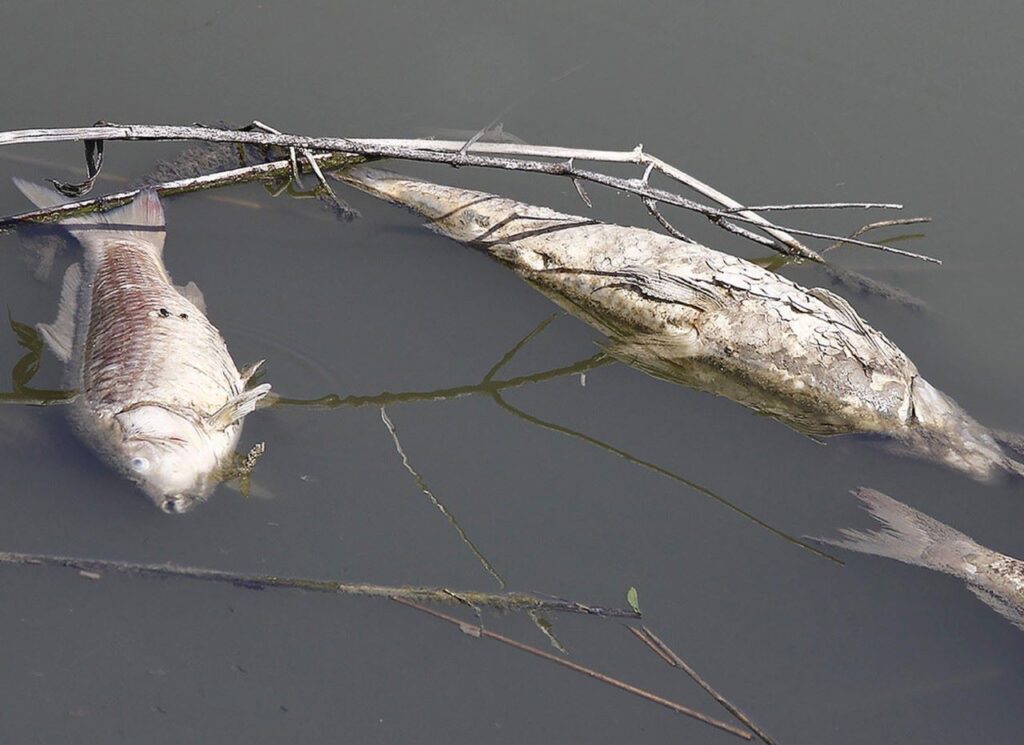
83 243 240 415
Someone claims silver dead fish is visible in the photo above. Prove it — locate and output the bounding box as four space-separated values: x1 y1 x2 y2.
821 488 1024 630
337 166 1023 482
15 180 271 513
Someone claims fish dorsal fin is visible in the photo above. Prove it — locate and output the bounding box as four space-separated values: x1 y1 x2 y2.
207 383 272 431
36 262 82 363
13 179 166 254
176 281 207 314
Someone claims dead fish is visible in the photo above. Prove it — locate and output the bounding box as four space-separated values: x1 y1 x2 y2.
820 488 1024 630
14 180 270 513
336 166 1023 482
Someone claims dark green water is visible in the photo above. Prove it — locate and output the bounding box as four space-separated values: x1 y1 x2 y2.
2 2 1023 742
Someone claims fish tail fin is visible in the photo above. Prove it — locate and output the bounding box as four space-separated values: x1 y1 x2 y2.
820 488 981 576
908 377 1024 482
13 179 166 254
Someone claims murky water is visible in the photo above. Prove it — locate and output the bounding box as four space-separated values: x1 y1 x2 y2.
2 2 1023 743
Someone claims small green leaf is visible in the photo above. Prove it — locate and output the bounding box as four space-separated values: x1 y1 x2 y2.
626 586 641 614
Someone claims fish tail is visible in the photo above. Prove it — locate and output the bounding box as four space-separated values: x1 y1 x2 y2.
908 376 1024 482
13 179 166 254
821 488 981 576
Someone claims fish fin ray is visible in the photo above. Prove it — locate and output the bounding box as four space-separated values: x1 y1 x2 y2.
819 488 980 575
36 262 81 363
175 281 206 314
207 383 272 430
13 179 166 254
614 265 724 312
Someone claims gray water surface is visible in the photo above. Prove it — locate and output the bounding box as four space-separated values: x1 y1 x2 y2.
2 2 1023 743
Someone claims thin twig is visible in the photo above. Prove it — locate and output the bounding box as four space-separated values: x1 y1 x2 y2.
380 407 507 589
0 124 933 262
644 197 693 242
0 150 365 233
0 549 636 617
725 202 901 213
392 598 751 740
822 217 932 253
631 626 779 745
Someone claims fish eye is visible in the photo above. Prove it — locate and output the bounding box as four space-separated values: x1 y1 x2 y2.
130 456 150 473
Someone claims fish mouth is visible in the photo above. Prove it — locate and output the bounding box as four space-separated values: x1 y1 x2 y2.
160 494 196 514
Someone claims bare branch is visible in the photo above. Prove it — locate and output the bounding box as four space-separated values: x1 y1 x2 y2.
0 548 636 617
0 150 364 234
724 202 902 213
0 124 933 262
822 217 932 254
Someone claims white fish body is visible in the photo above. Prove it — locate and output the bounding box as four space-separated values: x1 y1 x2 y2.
822 489 1024 630
15 180 270 513
337 166 1022 482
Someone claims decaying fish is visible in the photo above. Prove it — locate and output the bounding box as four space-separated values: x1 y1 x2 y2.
14 180 270 513
337 166 1023 482
821 488 1024 630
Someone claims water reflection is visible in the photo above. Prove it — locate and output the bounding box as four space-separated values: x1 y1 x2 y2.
2 312 832 562
821 488 1024 630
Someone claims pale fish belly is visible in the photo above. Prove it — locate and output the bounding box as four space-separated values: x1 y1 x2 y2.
79 242 242 418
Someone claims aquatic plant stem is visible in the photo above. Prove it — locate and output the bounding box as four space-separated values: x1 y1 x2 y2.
393 598 752 739
0 549 637 617
0 124 936 262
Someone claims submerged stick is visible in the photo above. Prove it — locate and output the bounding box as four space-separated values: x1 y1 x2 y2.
393 598 752 739
0 124 934 261
630 626 779 745
0 550 637 617
380 407 508 589
267 353 613 410
491 390 840 564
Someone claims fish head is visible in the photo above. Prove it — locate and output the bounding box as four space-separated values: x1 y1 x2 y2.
114 404 239 514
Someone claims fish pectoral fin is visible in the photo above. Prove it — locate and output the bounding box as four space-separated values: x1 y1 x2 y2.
175 281 207 314
207 383 272 430
36 262 81 364
239 359 266 385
